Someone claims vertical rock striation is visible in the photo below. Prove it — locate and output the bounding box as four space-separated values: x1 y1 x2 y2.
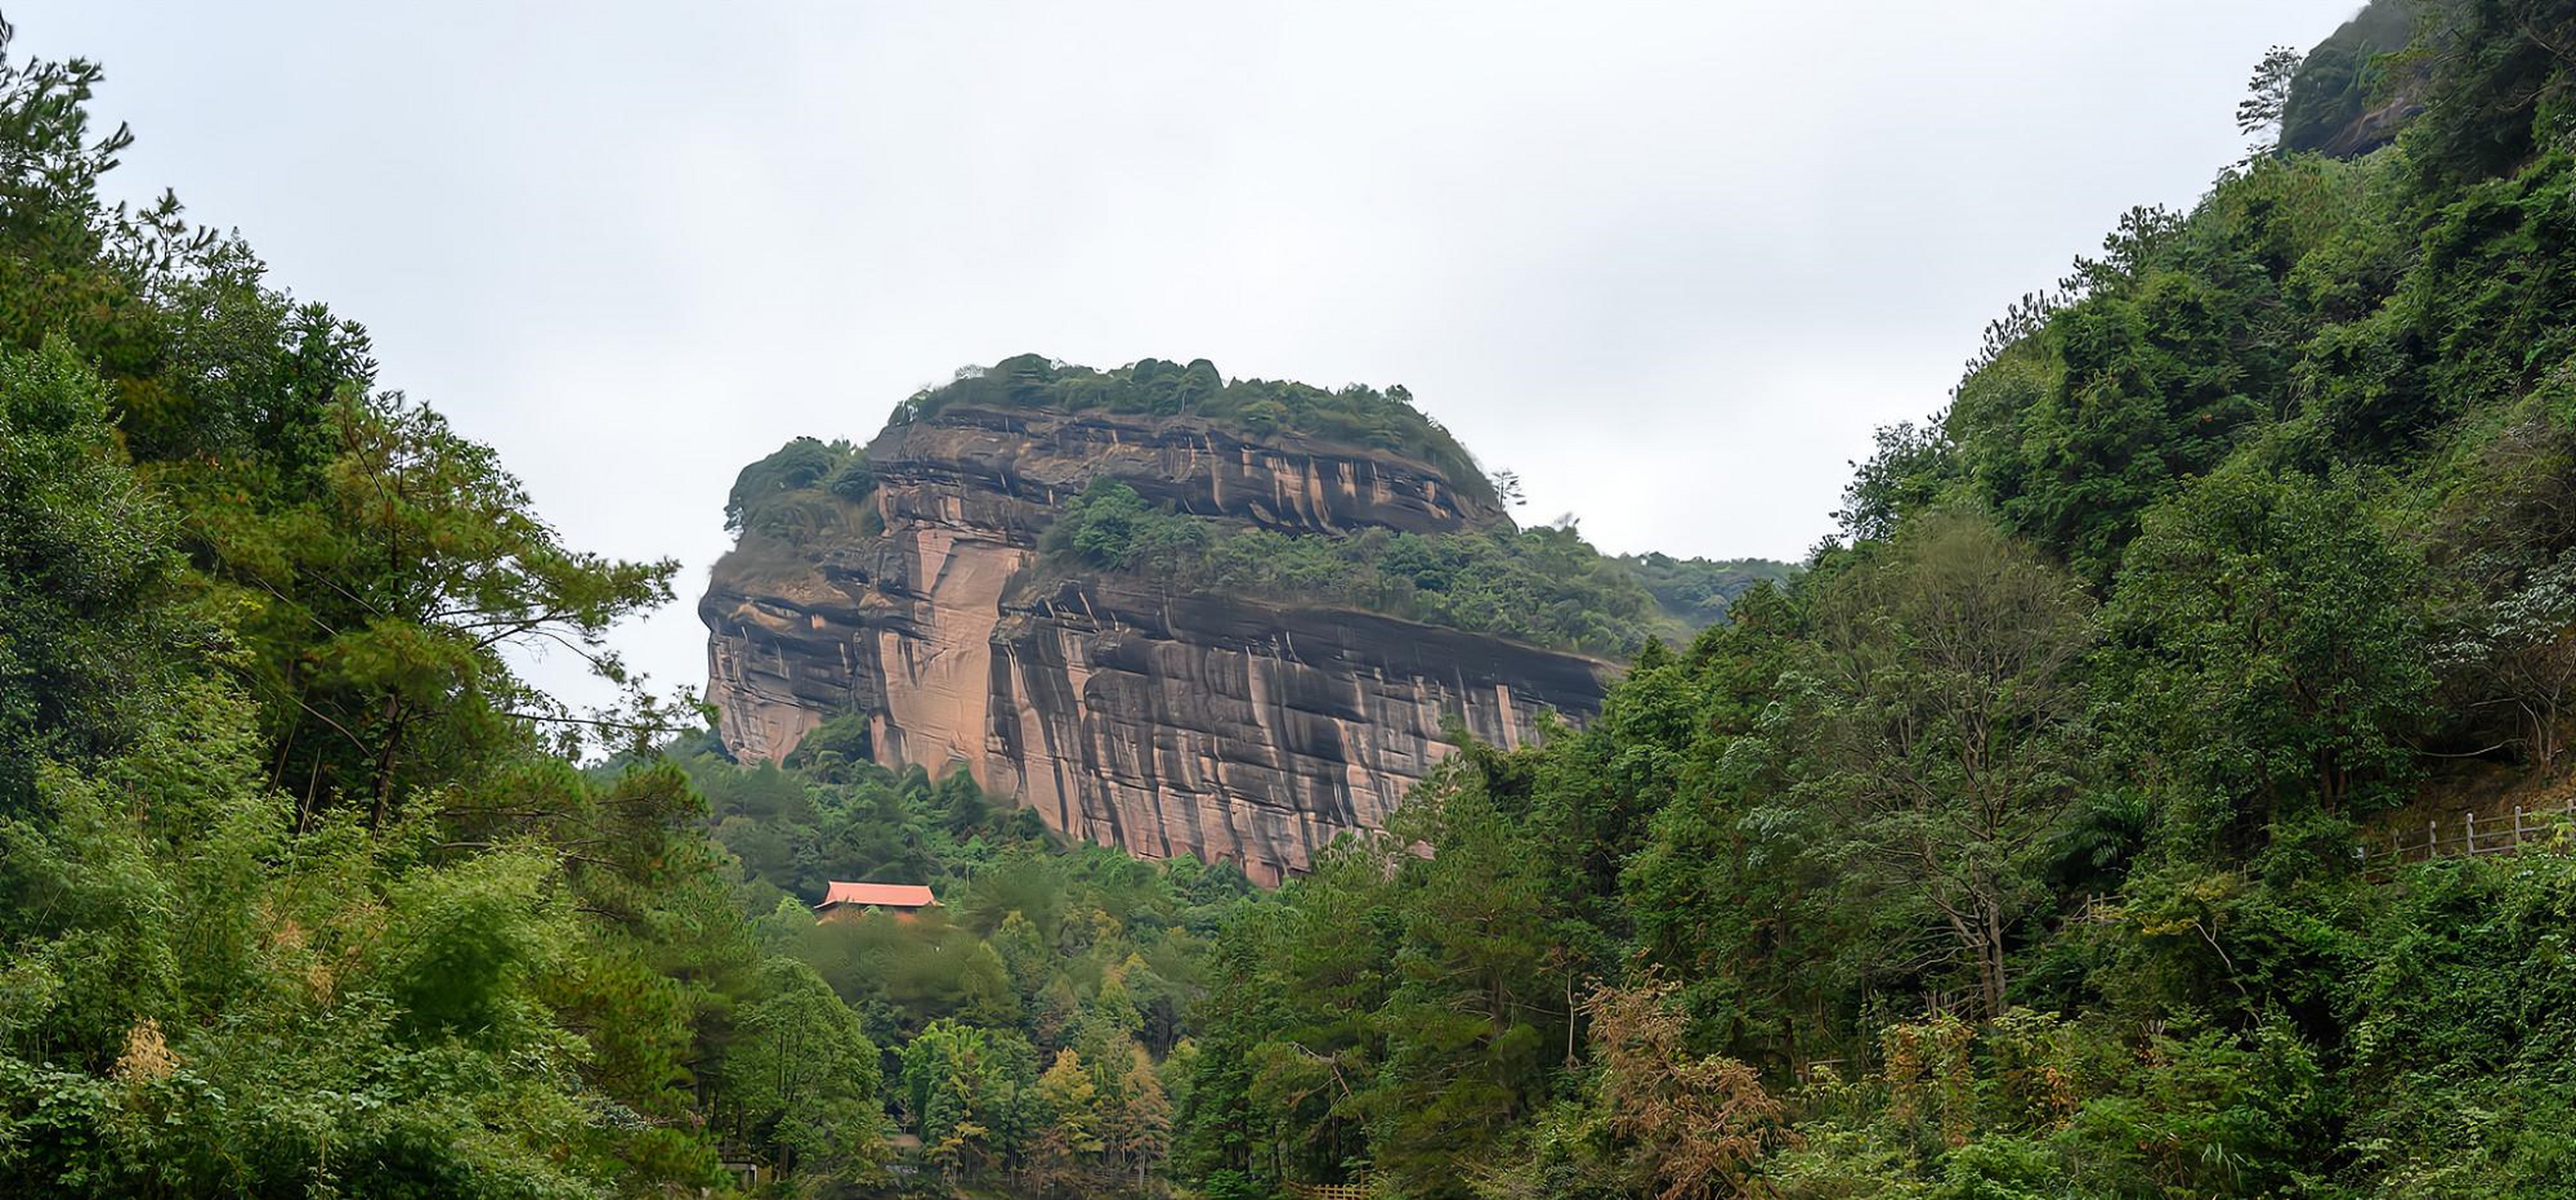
701 405 1609 883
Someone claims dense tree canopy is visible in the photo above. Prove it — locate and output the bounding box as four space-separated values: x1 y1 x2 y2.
0 22 835 1197
1143 10 2576 1198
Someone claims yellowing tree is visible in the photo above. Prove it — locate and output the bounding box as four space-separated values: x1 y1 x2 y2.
1033 1048 1104 1195
1108 1040 1174 1189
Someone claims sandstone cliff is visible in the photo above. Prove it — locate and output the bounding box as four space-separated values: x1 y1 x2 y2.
702 403 1611 883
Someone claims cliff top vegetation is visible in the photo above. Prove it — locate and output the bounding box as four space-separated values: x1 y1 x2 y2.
887 352 1494 503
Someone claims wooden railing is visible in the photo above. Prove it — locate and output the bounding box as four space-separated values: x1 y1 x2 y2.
2072 894 2124 924
2371 796 2576 863
1287 1182 1373 1200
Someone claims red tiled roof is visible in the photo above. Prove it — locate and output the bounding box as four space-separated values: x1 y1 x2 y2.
817 881 937 910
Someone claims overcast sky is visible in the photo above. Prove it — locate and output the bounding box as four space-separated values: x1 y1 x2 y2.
24 1 2367 710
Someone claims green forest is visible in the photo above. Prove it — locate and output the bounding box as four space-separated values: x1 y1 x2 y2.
10 1 2576 1198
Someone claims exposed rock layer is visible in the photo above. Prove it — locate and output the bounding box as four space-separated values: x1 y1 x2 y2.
702 406 1608 883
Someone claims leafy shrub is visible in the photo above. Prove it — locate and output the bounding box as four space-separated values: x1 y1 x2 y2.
1040 480 1668 655
727 436 869 534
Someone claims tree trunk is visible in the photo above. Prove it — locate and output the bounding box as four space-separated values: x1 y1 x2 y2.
1977 895 2008 1017
368 690 405 829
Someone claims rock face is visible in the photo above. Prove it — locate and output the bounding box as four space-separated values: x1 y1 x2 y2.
2280 0 2422 158
701 405 1610 883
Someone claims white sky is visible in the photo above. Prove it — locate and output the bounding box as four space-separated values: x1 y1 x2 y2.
23 1 2369 711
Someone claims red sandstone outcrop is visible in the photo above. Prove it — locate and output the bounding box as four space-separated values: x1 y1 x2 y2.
701 405 1606 884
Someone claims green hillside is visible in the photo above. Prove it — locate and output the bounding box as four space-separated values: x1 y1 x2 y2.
1613 551 1802 629
1162 3 2576 1196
